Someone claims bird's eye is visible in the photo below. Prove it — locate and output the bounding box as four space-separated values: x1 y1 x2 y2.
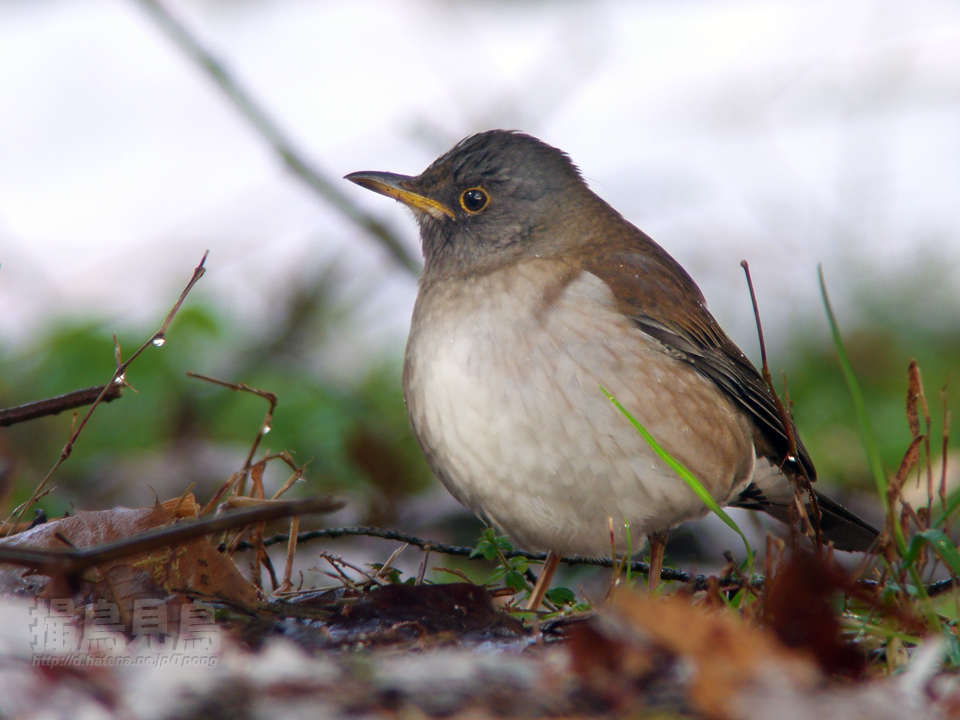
459 187 489 214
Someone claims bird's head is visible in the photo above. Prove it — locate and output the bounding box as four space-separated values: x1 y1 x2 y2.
346 130 597 276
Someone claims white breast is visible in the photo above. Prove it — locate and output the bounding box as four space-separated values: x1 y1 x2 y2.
404 259 756 557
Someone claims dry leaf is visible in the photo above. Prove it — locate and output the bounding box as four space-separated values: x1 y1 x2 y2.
0 496 259 612
573 592 821 720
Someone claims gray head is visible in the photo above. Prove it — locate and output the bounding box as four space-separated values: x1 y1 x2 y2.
346 131 605 276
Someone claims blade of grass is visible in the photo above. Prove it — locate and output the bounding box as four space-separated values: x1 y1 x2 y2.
818 268 914 558
932 486 960 529
903 529 960 576
819 268 941 629
841 621 925 646
600 386 752 564
818 267 890 514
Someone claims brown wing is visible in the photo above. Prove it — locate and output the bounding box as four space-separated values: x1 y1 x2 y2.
582 245 886 552
580 246 816 481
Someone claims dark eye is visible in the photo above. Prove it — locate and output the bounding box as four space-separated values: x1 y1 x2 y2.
459 187 489 214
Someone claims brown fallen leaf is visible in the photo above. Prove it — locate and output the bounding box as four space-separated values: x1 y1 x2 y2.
762 551 867 678
92 563 189 633
330 583 525 640
274 582 528 651
572 592 822 720
0 496 259 612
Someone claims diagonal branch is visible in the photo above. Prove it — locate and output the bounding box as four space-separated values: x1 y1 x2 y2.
0 384 123 428
133 0 420 275
0 496 343 582
741 260 823 548
5 252 209 529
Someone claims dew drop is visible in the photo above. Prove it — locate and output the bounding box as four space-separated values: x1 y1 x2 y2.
262 423 272 435
152 336 166 347
114 374 125 385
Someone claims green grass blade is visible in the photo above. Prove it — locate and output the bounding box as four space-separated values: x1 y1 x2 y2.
903 529 960 576
818 267 889 510
600 386 752 562
818 268 939 627
932 486 960 529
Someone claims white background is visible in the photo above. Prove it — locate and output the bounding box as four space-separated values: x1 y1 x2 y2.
2 0 959 364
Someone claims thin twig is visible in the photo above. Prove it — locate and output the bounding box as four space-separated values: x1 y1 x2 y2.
433 566 473 583
722 550 762 597
269 452 306 500
740 260 823 548
908 360 934 523
0 504 51 537
187 373 278 499
941 386 951 519
319 552 383 588
0 384 123 427
375 543 408 580
927 577 960 598
6 252 209 529
201 471 243 518
740 260 801 467
278 515 299 594
0 496 344 579
260 541 279 592
416 545 431 585
133 0 420 275
244 525 715 589
248 524 952 597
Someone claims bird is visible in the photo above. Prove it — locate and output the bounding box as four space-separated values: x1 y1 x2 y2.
346 130 878 607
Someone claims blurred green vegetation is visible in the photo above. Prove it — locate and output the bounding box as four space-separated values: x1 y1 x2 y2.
1 265 957 530
0 270 433 522
788 326 953 492
786 296 960 497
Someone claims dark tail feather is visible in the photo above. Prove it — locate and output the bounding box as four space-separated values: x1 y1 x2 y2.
761 491 880 553
812 491 880 552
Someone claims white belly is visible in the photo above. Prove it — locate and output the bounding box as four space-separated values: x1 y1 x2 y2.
404 259 755 557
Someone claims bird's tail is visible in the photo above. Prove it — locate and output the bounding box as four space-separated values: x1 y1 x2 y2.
758 490 880 553
810 490 880 553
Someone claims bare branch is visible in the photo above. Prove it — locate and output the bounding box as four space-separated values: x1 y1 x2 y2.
0 495 344 581
7 252 209 528
0 385 123 427
243 523 955 598
133 0 420 275
187 372 279 499
740 260 823 548
245 524 711 588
